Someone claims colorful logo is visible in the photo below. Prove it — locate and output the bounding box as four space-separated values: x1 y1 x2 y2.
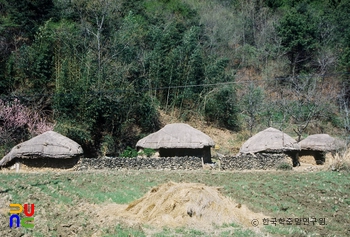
9 203 35 228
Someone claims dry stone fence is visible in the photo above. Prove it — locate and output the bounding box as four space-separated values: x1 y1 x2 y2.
74 153 290 171
0 153 290 171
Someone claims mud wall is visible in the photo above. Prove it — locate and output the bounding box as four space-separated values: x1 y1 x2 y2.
74 153 290 171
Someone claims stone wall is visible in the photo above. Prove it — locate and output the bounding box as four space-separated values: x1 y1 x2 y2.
74 153 290 171
220 153 290 170
75 156 203 171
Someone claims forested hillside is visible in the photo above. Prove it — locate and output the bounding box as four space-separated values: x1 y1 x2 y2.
0 0 349 157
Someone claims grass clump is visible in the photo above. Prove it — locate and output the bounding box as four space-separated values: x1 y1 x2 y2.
276 162 293 171
328 148 350 172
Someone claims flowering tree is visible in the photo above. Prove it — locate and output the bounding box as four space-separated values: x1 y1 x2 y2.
0 99 53 146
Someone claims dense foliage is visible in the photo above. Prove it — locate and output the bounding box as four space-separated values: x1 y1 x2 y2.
0 0 349 156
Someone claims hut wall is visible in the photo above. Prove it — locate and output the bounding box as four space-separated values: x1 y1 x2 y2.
299 150 326 165
284 151 301 167
3 157 80 169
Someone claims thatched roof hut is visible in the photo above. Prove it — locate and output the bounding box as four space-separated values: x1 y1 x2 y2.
239 127 300 166
299 134 345 152
240 127 300 154
136 123 215 162
298 134 346 165
0 131 83 167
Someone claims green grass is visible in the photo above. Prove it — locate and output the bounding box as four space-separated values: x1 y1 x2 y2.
103 224 146 237
263 225 306 236
1 170 349 236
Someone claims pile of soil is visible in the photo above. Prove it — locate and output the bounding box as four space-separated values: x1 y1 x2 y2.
95 182 268 232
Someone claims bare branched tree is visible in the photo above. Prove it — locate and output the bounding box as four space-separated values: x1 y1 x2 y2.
241 82 265 135
338 85 350 133
288 75 338 141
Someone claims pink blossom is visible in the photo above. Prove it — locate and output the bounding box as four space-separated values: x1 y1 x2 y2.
0 99 53 144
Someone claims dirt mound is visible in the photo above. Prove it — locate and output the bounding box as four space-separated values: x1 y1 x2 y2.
94 182 269 233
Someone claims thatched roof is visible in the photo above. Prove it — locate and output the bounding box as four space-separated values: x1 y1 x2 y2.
136 123 215 149
239 127 300 154
0 131 83 166
299 134 346 151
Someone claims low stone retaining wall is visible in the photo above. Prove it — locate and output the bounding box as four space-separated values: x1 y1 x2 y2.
220 153 289 170
75 156 203 171
74 153 290 171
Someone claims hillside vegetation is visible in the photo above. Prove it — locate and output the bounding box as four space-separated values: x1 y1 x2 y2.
0 0 349 157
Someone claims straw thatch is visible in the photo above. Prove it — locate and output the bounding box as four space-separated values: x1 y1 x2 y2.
118 182 245 228
93 182 269 231
240 127 300 154
299 134 346 152
0 131 83 166
136 123 215 149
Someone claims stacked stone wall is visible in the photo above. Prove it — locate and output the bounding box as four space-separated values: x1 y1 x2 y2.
74 153 290 171
75 156 203 171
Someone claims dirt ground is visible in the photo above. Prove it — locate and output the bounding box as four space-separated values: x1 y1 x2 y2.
0 180 269 237
1 167 349 236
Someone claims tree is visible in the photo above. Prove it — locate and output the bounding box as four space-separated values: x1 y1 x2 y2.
0 0 56 93
339 87 350 133
145 23 205 113
277 6 318 75
331 1 350 102
0 99 53 156
241 83 265 135
204 85 239 130
287 75 338 141
50 2 161 156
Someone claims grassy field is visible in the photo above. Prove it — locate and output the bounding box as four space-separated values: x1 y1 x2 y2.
1 169 350 236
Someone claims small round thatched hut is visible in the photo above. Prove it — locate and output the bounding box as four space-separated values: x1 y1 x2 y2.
239 127 301 166
136 123 215 163
299 134 346 165
0 131 83 168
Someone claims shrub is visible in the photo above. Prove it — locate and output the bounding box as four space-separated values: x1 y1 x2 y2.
121 146 138 158
100 134 115 157
276 162 293 171
140 148 156 157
